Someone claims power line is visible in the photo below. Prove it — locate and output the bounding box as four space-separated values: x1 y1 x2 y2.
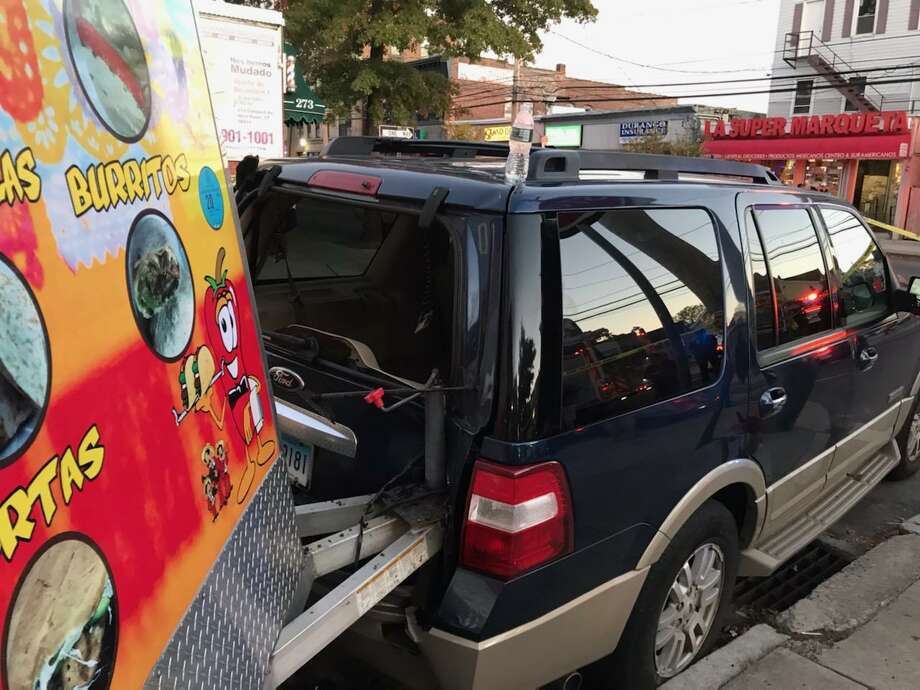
452 62 920 103
550 29 920 76
549 30 769 75
455 75 920 109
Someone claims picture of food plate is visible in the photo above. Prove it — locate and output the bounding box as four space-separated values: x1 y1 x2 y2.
3 537 117 690
64 0 151 142
125 211 194 361
0 255 50 465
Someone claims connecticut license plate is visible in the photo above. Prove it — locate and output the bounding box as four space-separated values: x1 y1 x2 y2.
280 434 313 488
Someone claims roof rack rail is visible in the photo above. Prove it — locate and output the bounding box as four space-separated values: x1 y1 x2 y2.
322 136 510 159
528 149 780 185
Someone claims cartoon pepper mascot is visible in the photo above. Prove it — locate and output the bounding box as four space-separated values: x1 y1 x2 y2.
177 247 275 502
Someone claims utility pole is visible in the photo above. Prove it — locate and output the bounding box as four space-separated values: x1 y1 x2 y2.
511 58 522 121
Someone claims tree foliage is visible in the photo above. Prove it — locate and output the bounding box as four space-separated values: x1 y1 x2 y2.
622 132 704 157
284 0 597 134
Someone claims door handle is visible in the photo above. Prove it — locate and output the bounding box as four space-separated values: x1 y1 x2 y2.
759 387 788 417
858 346 879 369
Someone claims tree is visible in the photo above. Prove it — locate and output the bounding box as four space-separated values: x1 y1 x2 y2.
284 0 597 135
623 131 703 157
442 122 479 141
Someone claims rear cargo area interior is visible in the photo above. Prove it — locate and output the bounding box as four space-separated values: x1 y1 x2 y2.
246 191 456 384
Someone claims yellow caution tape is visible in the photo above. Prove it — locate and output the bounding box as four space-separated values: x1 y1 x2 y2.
865 217 920 242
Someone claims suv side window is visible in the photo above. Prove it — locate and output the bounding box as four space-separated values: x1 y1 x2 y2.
820 208 888 326
749 208 832 348
558 208 724 429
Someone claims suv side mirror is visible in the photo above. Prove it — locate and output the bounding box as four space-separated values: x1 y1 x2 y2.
895 276 920 315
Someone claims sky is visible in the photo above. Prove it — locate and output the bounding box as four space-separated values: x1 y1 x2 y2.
534 0 784 114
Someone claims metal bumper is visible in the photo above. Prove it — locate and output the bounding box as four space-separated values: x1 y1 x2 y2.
416 567 649 690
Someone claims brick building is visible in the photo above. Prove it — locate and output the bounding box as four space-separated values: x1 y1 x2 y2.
404 55 675 141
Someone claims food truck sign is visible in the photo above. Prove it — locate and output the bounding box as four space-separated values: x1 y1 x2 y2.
0 1 279 689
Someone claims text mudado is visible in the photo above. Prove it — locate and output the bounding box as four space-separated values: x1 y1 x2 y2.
0 425 105 562
65 154 191 217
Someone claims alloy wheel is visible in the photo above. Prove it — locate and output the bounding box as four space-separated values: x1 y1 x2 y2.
907 412 920 463
654 542 725 678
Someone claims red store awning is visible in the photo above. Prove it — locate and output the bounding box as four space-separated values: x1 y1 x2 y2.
703 133 912 161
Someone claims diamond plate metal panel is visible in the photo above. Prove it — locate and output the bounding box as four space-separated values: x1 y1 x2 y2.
145 463 302 690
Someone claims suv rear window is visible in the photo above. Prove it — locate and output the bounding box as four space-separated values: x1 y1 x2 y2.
256 198 392 282
748 208 832 349
558 208 724 428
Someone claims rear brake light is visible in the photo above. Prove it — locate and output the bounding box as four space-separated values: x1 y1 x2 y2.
306 170 382 195
461 460 573 579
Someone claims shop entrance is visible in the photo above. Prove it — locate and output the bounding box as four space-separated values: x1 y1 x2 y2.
854 160 901 224
803 159 844 195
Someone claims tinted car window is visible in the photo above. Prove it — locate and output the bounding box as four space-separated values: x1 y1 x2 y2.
821 208 888 326
257 198 391 282
559 208 724 429
751 208 832 346
744 209 777 350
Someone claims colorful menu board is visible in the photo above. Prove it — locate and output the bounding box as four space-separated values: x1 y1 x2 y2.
0 1 279 688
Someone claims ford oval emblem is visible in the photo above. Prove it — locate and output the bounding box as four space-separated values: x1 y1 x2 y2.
269 366 305 391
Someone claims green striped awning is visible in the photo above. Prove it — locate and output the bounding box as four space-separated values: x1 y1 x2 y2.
283 44 325 125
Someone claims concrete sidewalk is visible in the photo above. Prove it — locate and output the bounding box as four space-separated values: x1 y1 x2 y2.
662 527 920 690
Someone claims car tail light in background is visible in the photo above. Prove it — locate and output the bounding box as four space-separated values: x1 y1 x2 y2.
461 460 573 579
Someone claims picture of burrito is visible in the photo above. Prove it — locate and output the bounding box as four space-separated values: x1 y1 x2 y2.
125 211 194 361
64 0 150 141
0 256 49 463
4 539 117 690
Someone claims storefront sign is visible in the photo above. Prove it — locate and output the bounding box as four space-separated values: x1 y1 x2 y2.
0 2 278 688
705 111 910 140
483 125 512 142
704 135 911 161
546 124 582 147
619 120 668 141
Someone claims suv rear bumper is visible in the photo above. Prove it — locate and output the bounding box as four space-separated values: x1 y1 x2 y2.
417 567 649 690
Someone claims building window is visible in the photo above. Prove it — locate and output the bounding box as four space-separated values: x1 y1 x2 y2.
844 76 867 111
558 208 724 429
793 80 813 114
748 208 832 349
855 0 877 34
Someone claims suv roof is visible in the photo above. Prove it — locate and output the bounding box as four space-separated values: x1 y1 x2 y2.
261 137 794 214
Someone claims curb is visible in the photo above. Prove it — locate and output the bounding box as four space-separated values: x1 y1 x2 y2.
659 624 787 690
666 518 920 688
778 533 920 635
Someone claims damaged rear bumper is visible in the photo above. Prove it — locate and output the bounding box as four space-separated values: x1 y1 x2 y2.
416 567 649 690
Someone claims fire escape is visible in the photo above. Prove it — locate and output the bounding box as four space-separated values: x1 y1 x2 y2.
783 31 884 112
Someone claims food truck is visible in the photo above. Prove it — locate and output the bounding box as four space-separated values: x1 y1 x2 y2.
0 2 448 688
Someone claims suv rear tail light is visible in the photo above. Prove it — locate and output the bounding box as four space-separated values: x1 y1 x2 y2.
461 460 573 579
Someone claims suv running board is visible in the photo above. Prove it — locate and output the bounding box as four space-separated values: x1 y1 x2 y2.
740 439 899 576
270 495 445 686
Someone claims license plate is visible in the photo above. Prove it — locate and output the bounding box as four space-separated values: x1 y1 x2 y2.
280 434 313 488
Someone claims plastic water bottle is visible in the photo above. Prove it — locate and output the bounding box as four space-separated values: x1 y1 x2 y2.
504 102 534 184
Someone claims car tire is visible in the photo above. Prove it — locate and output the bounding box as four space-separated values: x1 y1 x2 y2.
583 500 739 690
888 398 920 481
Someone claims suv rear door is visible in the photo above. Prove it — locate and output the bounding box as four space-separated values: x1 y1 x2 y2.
741 202 855 536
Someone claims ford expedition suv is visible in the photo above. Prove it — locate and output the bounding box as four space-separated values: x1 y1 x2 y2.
237 138 920 689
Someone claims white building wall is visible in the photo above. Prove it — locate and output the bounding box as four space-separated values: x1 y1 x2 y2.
767 0 920 117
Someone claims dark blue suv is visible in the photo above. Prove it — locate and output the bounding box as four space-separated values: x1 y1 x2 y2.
241 139 920 689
